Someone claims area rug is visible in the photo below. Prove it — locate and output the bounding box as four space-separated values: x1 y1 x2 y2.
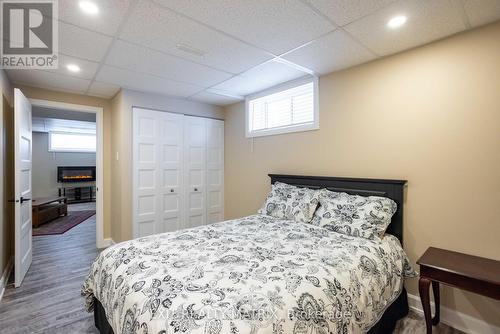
33 210 96 236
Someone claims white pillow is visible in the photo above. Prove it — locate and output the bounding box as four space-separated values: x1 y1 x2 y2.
258 182 319 223
312 189 397 240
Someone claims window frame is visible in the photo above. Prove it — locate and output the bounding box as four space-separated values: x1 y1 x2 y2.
245 76 319 138
48 131 97 153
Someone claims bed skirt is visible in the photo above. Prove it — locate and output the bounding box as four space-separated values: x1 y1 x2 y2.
94 297 114 334
367 287 409 333
93 288 409 334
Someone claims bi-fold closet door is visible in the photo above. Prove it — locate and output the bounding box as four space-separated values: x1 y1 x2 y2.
133 107 224 238
133 108 184 238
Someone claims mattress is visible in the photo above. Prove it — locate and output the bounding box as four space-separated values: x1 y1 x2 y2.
82 214 416 334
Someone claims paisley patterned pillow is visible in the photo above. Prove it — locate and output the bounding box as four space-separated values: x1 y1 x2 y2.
258 182 319 223
312 189 397 240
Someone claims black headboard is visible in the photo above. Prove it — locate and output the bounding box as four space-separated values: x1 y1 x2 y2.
269 174 407 244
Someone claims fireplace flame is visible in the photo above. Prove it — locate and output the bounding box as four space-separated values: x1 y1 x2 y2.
62 175 93 180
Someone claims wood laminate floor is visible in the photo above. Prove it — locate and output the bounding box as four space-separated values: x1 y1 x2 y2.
0 203 99 334
0 203 463 334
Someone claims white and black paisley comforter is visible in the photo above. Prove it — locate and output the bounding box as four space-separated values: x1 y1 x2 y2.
82 215 416 334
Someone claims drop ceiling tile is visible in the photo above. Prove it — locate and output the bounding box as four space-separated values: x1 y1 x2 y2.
463 0 500 27
46 54 99 80
59 0 132 36
120 0 272 74
96 65 203 97
303 0 398 26
6 69 90 94
344 0 467 56
205 88 244 99
59 22 113 62
87 81 121 98
106 40 232 87
283 29 376 75
210 77 265 97
155 0 335 55
189 91 243 106
244 60 311 85
211 60 309 96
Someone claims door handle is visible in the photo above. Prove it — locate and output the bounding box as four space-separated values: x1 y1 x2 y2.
20 197 31 203
7 199 19 203
194 188 198 192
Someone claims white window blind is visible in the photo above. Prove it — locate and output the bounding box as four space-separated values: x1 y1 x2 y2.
246 78 318 137
49 132 96 152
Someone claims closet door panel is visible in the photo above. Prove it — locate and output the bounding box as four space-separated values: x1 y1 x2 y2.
134 110 224 236
133 109 160 237
206 119 224 223
133 108 184 237
184 116 206 228
159 113 184 233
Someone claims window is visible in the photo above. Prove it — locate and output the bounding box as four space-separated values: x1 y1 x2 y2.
49 132 96 152
246 76 318 137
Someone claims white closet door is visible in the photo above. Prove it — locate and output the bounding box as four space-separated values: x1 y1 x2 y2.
133 108 158 237
133 108 183 237
184 116 206 228
159 112 184 233
206 119 224 223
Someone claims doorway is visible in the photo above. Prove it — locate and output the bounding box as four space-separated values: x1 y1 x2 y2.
29 99 104 249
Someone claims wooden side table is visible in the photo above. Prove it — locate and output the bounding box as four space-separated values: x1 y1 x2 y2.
417 247 500 334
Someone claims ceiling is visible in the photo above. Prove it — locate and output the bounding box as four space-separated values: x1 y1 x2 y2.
32 117 96 134
6 0 500 106
32 106 97 122
32 107 96 134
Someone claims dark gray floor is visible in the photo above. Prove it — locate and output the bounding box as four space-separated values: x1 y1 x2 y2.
0 204 98 334
0 202 462 334
395 312 464 334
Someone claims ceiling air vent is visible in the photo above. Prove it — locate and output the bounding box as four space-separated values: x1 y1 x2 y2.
175 43 207 57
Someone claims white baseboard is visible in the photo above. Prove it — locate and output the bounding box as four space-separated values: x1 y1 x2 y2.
407 293 500 334
0 257 13 303
98 238 115 248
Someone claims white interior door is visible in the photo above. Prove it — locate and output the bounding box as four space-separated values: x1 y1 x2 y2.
184 116 206 228
14 89 33 287
206 119 224 223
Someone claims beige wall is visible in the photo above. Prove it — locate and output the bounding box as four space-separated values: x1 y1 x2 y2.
14 85 113 240
0 70 14 281
110 92 123 243
111 89 224 242
224 22 500 326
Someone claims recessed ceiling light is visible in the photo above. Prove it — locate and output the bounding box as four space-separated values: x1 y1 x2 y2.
66 64 81 73
79 1 99 15
387 15 407 29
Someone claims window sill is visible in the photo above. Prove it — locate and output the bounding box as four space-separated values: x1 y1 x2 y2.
246 123 319 138
49 150 96 153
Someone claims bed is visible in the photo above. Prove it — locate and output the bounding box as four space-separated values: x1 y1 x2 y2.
83 174 415 334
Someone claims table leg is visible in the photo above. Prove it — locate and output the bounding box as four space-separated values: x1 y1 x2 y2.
33 206 39 228
432 281 440 325
419 277 432 334
63 198 68 216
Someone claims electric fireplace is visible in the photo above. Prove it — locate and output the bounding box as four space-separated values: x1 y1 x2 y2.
57 166 96 183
